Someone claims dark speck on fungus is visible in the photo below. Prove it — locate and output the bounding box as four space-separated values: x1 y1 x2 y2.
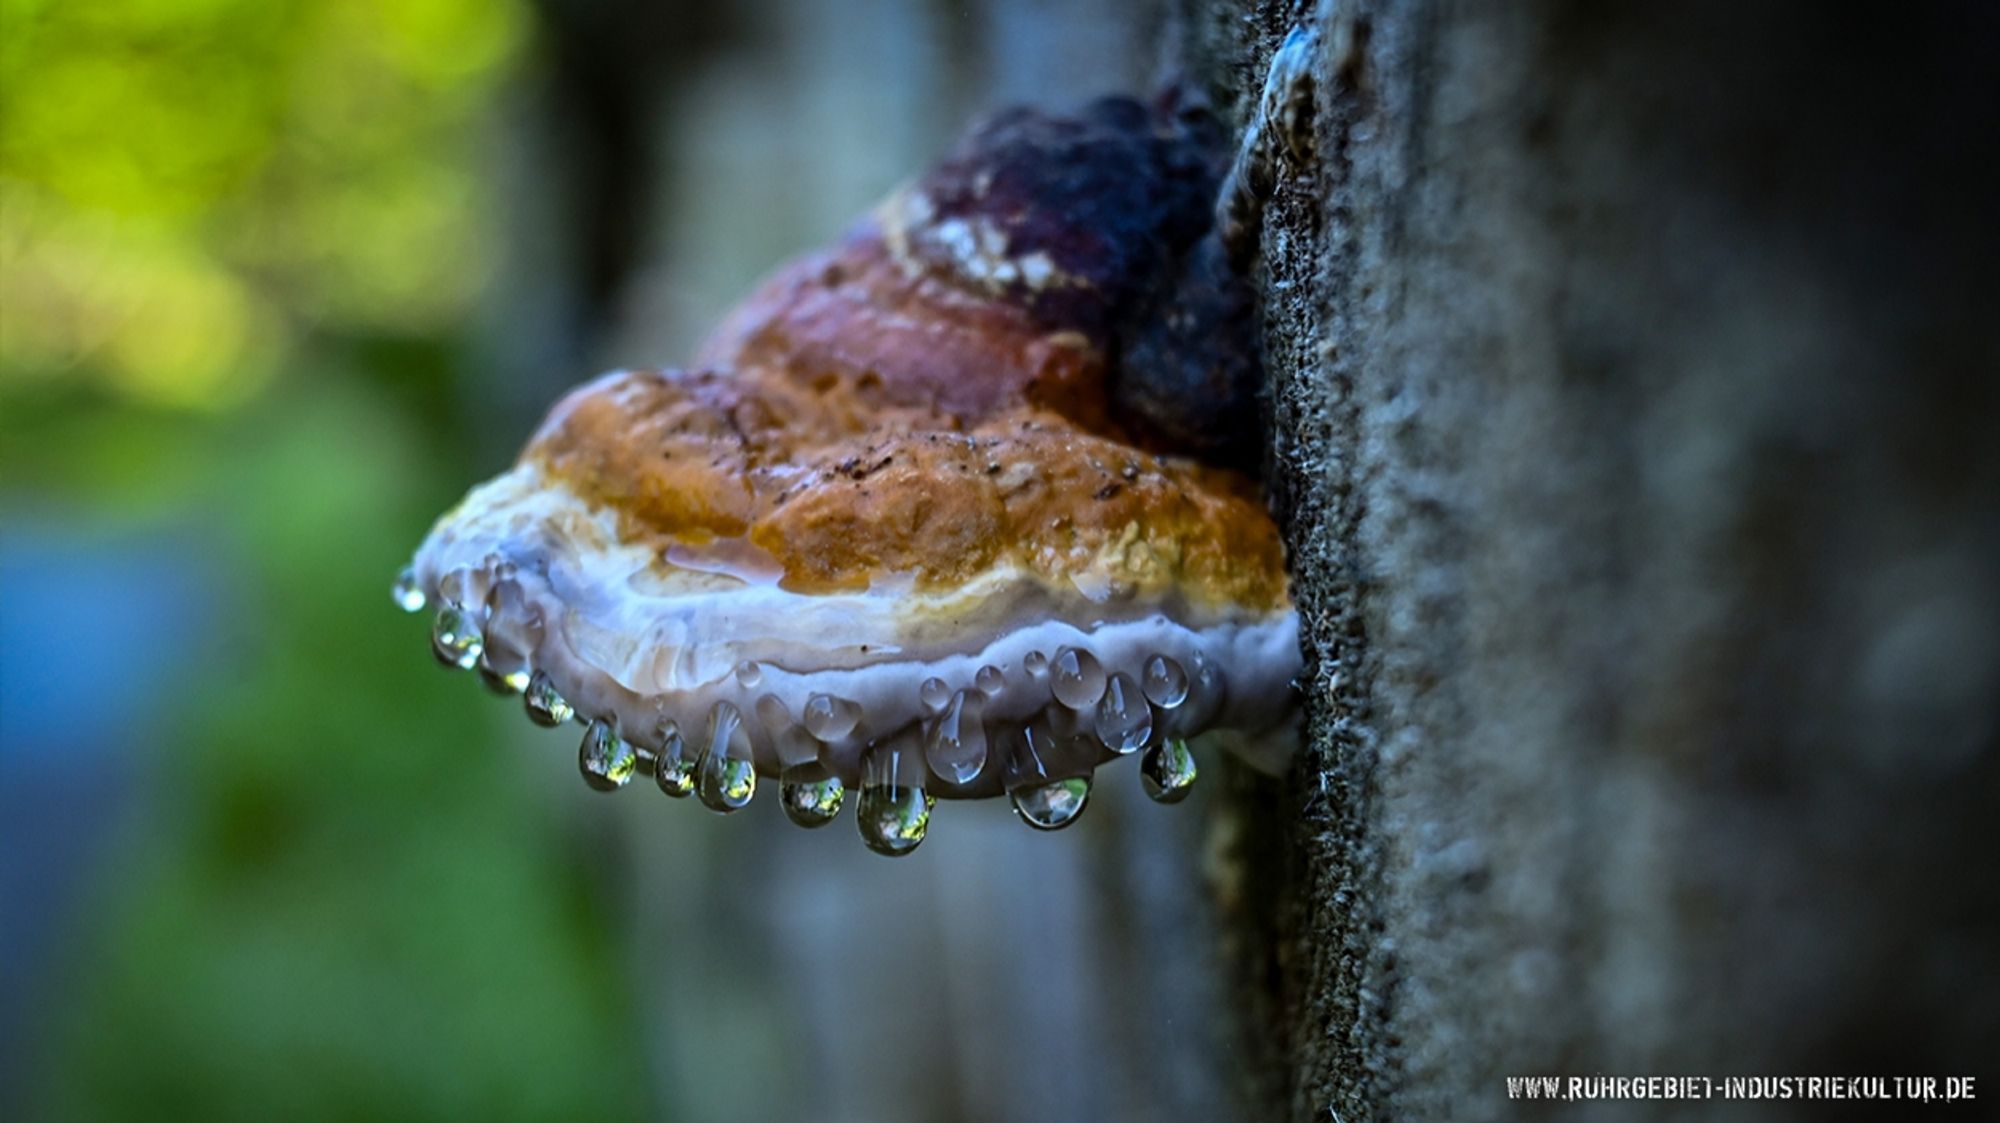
396 84 1302 856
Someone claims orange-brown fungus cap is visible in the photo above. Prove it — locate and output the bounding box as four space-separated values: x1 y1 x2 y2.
401 93 1300 847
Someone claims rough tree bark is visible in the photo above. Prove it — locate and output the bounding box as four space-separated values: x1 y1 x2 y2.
1209 1 2000 1119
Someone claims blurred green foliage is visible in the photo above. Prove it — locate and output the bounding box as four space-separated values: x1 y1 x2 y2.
2 0 519 408
2 1 655 1119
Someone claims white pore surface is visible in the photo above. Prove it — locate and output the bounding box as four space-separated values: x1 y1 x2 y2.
412 463 1301 797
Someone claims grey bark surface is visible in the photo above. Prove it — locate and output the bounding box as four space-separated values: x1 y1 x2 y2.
1213 1 2000 1119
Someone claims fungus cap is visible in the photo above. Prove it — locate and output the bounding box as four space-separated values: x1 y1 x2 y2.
400 93 1300 850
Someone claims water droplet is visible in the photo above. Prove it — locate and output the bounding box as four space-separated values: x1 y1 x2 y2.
974 665 1006 696
780 765 844 828
1094 673 1153 753
695 702 756 812
856 745 931 857
1023 650 1049 677
654 720 695 797
477 651 531 695
801 693 861 741
1142 655 1189 708
734 660 763 688
392 567 426 613
923 690 988 784
920 676 951 713
1141 737 1197 803
431 605 483 670
1011 776 1091 830
579 719 636 791
1050 647 1107 708
523 671 575 727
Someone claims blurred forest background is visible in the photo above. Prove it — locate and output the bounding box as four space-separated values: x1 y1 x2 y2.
10 1 1999 1121
1 1 1228 1121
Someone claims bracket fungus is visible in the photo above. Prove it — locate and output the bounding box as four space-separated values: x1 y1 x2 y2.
397 88 1303 855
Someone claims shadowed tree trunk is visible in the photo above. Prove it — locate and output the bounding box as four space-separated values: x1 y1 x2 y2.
1212 1 2000 1119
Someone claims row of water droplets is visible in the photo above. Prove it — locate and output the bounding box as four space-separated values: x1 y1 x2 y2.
397 563 1220 855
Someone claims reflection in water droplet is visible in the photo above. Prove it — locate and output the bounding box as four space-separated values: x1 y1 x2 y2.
1141 737 1197 803
523 671 575 727
1023 650 1049 677
801 693 861 741
699 754 757 812
1011 776 1092 830
1050 647 1107 709
654 720 695 797
579 719 637 791
856 746 931 857
975 665 1006 696
695 702 756 812
392 567 426 613
1142 655 1189 708
920 677 951 713
780 765 845 828
923 690 988 784
431 605 483 670
735 660 763 688
1094 673 1153 753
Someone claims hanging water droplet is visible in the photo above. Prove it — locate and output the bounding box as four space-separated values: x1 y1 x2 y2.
579 719 637 791
392 567 426 613
695 702 756 812
654 720 695 797
1094 672 1153 753
780 765 845 828
1142 654 1189 708
974 665 1006 696
856 746 931 857
1023 650 1049 677
1141 737 1197 803
1050 647 1107 708
1011 775 1092 831
734 660 763 688
477 651 531 695
923 690 988 784
523 671 575 726
919 676 951 713
801 693 861 741
431 605 483 670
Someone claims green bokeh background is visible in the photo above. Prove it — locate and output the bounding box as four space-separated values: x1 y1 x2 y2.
2 1 652 1118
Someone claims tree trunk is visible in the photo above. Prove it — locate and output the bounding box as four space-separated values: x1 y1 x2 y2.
1219 1 2000 1119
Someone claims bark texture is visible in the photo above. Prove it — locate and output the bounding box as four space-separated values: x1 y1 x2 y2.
1219 1 2000 1119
